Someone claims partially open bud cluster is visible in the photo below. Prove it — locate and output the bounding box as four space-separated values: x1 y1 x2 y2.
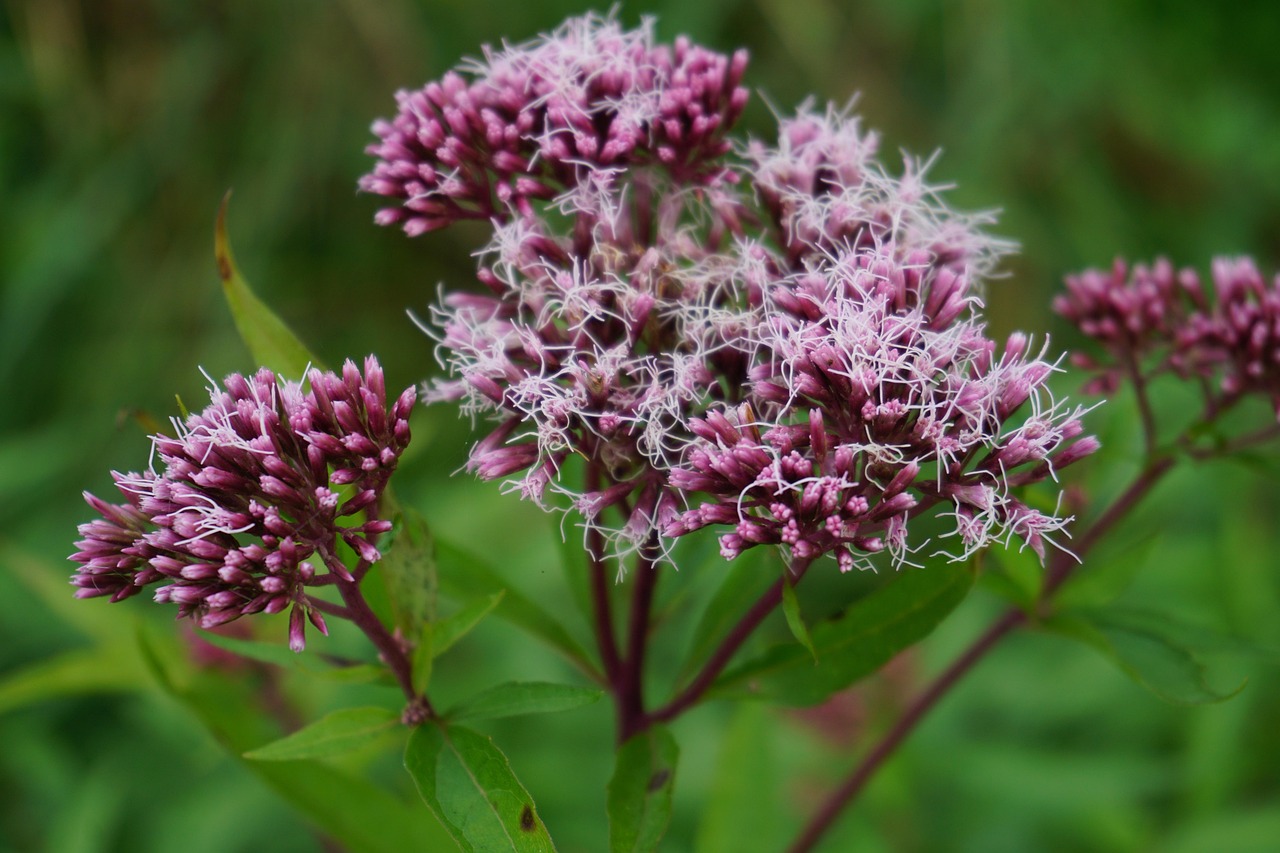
70 357 415 650
1058 256 1280 415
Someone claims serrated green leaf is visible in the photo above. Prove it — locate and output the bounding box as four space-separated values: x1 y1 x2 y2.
380 506 438 640
215 192 319 377
136 625 456 852
435 538 595 677
433 591 505 659
715 563 974 706
405 723 557 852
244 706 400 761
449 681 603 723
781 575 817 663
695 704 781 853
607 726 679 853
1047 608 1247 705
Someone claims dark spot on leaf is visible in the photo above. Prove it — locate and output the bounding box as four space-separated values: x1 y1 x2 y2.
519 804 536 832
216 253 232 283
646 768 671 792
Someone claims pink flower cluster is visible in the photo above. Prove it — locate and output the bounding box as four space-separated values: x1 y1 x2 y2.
364 14 1097 570
70 358 415 649
1058 256 1280 413
361 12 747 235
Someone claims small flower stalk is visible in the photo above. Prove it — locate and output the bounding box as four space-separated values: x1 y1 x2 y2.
71 356 415 651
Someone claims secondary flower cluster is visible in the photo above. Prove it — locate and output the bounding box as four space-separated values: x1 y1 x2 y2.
70 357 415 650
1058 256 1280 414
363 13 1097 570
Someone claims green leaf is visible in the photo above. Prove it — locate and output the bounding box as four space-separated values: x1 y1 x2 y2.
215 192 319 377
607 726 679 853
194 631 303 669
1046 608 1248 705
194 630 396 685
980 543 1042 609
435 538 595 676
244 706 400 762
404 723 557 852
781 575 817 663
380 506 438 640
433 591 506 659
136 625 456 853
695 705 781 853
449 681 604 723
716 563 974 706
0 646 145 715
680 546 778 678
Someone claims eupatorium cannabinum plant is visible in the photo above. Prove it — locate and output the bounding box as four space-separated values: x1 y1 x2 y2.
66 12 1278 853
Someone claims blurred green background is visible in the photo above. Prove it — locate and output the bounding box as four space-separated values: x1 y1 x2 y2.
2 0 1279 851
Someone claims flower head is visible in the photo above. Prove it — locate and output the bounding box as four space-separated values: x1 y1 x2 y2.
1058 256 1280 416
361 11 749 234
371 14 1092 572
70 357 415 650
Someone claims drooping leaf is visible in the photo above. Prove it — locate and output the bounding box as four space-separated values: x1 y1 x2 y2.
244 706 400 762
448 681 604 723
781 575 817 663
1046 608 1248 705
695 704 781 852
435 538 595 677
215 192 319 377
607 726 679 853
136 625 455 852
404 723 557 852
715 563 974 706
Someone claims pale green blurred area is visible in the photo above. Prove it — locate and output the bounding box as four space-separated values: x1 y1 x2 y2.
2 1 1279 851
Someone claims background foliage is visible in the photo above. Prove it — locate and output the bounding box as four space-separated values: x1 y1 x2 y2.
2 1 1278 850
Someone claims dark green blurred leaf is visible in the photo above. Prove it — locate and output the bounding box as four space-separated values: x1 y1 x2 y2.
136 624 454 852
781 575 817 663
715 563 974 705
607 725 679 853
695 704 780 852
215 192 319 377
404 723 557 852
1046 608 1247 705
435 538 595 677
0 646 145 715
448 681 603 723
244 705 399 762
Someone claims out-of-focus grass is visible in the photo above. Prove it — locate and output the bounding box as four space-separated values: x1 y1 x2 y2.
2 1 1277 851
